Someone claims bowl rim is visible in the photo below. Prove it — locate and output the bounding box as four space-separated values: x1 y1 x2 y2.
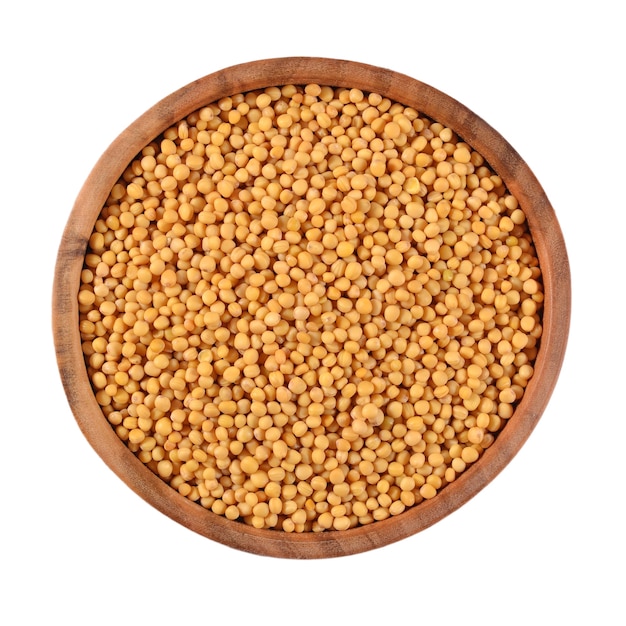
53 56 571 559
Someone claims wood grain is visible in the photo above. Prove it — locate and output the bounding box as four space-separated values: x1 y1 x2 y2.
52 57 571 559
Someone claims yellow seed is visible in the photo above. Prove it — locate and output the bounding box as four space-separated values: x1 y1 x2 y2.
384 121 401 139
523 278 539 295
161 269 177 287
336 241 355 258
499 387 517 404
344 262 362 280
222 366 240 383
333 516 351 531
371 159 386 177
328 467 345 485
157 460 173 478
240 456 260 474
453 146 471 163
468 427 484 444
318 371 334 387
461 447 480 464
288 377 307 395
419 484 437 499
264 311 281 327
404 177 420 194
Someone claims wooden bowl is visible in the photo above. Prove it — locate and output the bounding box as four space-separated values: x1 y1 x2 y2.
53 57 570 559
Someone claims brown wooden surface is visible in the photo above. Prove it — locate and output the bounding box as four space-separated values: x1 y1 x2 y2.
52 57 571 559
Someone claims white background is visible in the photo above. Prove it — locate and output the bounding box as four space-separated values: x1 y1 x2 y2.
2 1 624 624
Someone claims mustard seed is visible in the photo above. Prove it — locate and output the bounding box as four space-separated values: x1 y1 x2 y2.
79 82 543 534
